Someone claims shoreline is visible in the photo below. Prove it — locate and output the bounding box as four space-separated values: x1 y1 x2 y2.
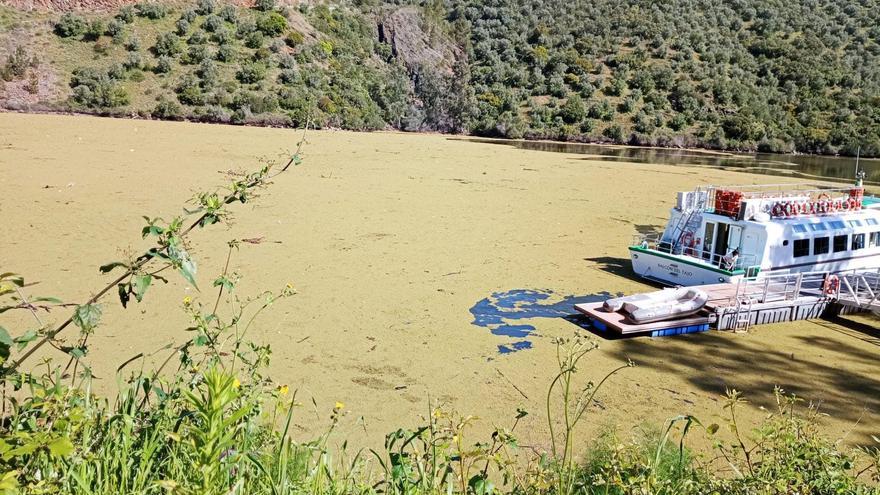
3 107 878 162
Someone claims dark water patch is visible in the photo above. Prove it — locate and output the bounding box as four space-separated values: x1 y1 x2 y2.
470 289 621 354
498 341 533 354
464 138 880 189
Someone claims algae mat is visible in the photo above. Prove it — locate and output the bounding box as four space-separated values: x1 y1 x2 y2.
1 112 878 450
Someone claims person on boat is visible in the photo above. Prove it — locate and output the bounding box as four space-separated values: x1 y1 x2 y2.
722 248 739 270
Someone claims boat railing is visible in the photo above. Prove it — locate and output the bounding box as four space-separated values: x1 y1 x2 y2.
734 270 830 304
632 234 758 273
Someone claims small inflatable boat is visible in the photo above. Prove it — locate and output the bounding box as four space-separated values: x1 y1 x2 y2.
604 288 708 324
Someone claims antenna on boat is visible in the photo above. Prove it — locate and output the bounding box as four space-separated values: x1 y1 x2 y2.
855 146 865 187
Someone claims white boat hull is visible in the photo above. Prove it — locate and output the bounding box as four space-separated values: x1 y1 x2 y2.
629 247 745 286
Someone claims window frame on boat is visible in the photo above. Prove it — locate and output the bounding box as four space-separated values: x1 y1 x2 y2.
828 220 846 230
833 234 848 253
870 231 880 248
793 238 810 258
852 233 866 250
808 222 827 232
813 236 830 255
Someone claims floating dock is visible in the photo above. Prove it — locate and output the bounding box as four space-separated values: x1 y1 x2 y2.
576 269 879 337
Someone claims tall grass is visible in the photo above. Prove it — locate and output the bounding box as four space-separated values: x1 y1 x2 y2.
1 143 879 493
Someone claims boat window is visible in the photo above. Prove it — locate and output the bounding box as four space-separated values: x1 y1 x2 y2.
828 220 846 229
791 224 808 234
813 237 829 255
793 239 810 257
848 219 863 228
808 223 827 232
852 233 866 250
867 218 879 226
870 232 880 248
833 235 848 253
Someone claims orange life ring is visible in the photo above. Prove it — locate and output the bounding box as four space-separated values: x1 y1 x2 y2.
784 202 796 217
817 200 829 214
831 199 842 212
823 275 839 296
848 198 859 210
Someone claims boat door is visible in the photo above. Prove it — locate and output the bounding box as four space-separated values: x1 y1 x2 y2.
702 222 716 260
713 223 730 259
727 225 743 251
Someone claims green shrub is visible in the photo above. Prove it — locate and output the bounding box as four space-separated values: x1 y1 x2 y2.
125 35 141 52
197 59 218 86
1 46 34 82
135 2 168 20
285 29 304 47
244 31 264 49
278 68 299 84
254 0 275 12
252 46 271 61
84 19 105 40
70 67 130 108
559 94 586 124
107 62 126 79
603 123 624 141
219 5 237 23
105 18 125 37
236 62 266 83
196 0 215 15
54 13 87 38
124 51 143 70
181 8 198 23
256 12 287 35
153 32 182 56
216 44 236 62
154 55 174 74
183 44 211 65
211 26 233 44
152 97 182 118
175 72 206 105
588 99 615 121
188 30 208 45
236 19 256 38
202 14 224 32
116 5 135 23
175 18 190 36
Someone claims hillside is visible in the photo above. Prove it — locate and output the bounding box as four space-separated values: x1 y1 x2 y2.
1 0 879 156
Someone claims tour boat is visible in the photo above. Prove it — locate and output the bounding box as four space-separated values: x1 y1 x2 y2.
630 178 880 286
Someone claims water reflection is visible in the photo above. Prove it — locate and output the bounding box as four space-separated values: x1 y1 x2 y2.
465 138 880 190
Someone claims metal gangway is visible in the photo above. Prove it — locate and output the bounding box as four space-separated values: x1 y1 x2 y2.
831 268 880 312
712 269 879 331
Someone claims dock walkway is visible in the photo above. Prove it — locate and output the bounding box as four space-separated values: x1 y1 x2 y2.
575 268 880 337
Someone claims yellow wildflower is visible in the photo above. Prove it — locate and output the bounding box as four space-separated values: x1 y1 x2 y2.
232 378 241 389
334 401 345 410
278 384 289 395
183 296 192 306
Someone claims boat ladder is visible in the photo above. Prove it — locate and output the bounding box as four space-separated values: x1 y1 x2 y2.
732 296 754 333
670 189 709 252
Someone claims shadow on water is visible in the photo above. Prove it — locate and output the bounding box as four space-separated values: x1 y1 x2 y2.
469 289 623 354
464 138 880 189
584 256 640 280
606 323 880 446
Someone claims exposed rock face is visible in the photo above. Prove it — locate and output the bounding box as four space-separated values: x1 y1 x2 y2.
376 7 458 73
